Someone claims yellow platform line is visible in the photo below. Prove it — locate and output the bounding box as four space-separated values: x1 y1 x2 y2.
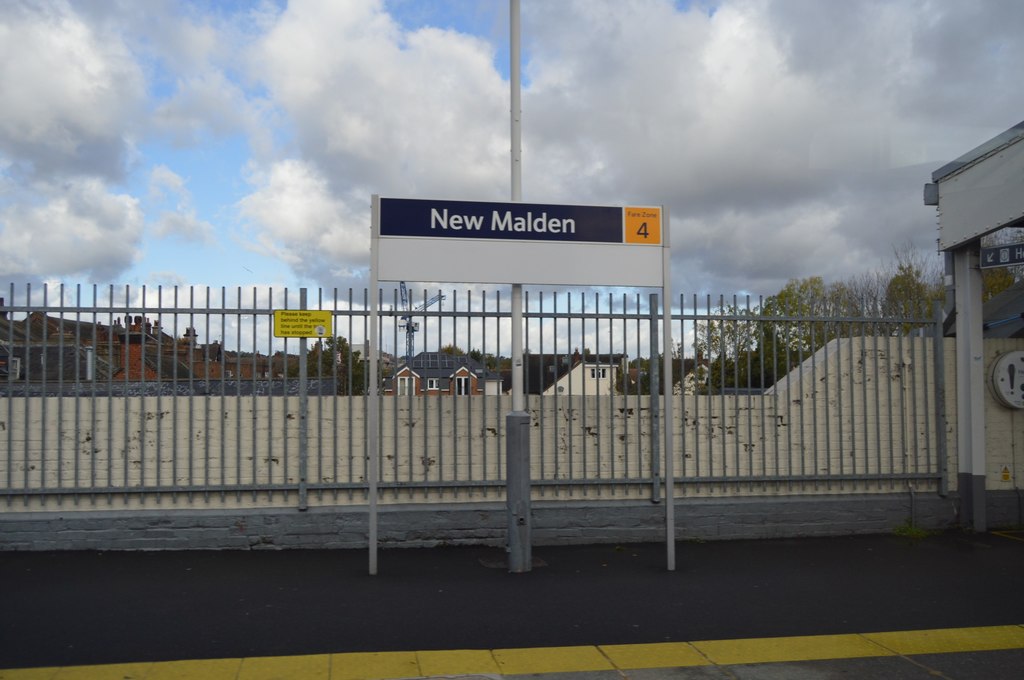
2 625 1023 680
992 530 1024 543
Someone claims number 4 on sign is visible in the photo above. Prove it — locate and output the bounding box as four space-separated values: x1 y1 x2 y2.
624 207 661 245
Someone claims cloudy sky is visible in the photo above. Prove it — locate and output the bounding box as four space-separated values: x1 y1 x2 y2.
2 0 1023 300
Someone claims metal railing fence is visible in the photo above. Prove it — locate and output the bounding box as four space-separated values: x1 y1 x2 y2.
0 284 945 509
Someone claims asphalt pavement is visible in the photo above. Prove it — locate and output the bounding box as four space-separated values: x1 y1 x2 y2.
1 529 1023 678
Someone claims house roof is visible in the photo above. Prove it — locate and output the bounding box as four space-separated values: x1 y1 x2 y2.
510 352 624 394
393 352 501 381
982 280 1024 339
0 312 240 380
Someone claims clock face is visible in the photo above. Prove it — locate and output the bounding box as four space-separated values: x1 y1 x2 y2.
990 351 1024 409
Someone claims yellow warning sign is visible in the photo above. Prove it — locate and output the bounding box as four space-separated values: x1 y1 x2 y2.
273 310 333 338
624 206 662 245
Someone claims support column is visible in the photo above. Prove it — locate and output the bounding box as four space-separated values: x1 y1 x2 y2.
953 244 986 531
506 411 531 572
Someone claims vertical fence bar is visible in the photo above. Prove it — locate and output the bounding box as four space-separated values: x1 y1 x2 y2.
648 293 661 502
620 293 628 486
202 287 212 502
343 288 353 500
822 319 831 489
933 302 948 495
4 285 11 504
678 294 687 486
860 315 868 477
921 320 931 478
120 285 130 501
173 285 181 502
316 287 325 502
217 287 226 501
482 289 490 492
156 286 165 500
756 295 765 486
40 284 49 503
56 284 66 502
298 288 309 511
139 285 147 500
602 292 610 489
72 284 82 503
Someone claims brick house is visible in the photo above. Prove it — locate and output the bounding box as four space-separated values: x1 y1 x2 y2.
383 351 502 396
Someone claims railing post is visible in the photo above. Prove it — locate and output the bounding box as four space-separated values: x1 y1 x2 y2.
298 288 308 511
933 300 948 497
649 292 661 503
506 410 531 572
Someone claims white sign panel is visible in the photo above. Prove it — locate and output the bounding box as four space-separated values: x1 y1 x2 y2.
373 197 666 286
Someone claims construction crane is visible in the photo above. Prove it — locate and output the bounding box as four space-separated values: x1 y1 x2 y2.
399 282 445 366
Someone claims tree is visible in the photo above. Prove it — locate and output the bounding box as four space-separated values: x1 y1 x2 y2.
755 277 842 388
881 246 943 328
982 267 1016 303
615 350 686 395
288 336 366 395
693 299 764 392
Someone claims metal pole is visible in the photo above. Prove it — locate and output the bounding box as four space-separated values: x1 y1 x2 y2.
648 293 661 503
933 300 948 497
298 288 309 511
510 0 524 412
661 207 675 571
368 196 381 575
506 0 531 572
510 0 522 206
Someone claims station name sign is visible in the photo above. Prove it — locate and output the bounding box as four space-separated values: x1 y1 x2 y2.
379 198 661 246
373 195 666 287
981 242 1024 269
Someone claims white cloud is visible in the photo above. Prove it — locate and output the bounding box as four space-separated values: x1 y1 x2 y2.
152 71 256 145
0 1 144 181
514 0 1024 294
0 179 143 282
3 0 1024 297
152 210 216 244
147 165 215 243
148 164 188 202
237 159 370 280
254 0 508 197
234 0 515 287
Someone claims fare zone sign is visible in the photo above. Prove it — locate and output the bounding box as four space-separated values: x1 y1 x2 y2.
373 197 665 287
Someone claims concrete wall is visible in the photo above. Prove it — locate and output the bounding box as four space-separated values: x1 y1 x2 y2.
0 494 962 551
2 337 1022 549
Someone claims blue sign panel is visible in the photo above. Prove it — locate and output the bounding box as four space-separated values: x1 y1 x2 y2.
380 198 623 244
981 242 1024 269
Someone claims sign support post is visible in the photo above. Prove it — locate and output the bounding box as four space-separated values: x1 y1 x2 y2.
661 208 675 570
505 0 532 573
368 197 381 576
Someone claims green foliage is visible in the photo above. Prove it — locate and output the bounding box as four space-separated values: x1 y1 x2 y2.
892 519 935 541
615 353 687 395
688 245 947 393
982 267 1016 303
287 336 367 395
